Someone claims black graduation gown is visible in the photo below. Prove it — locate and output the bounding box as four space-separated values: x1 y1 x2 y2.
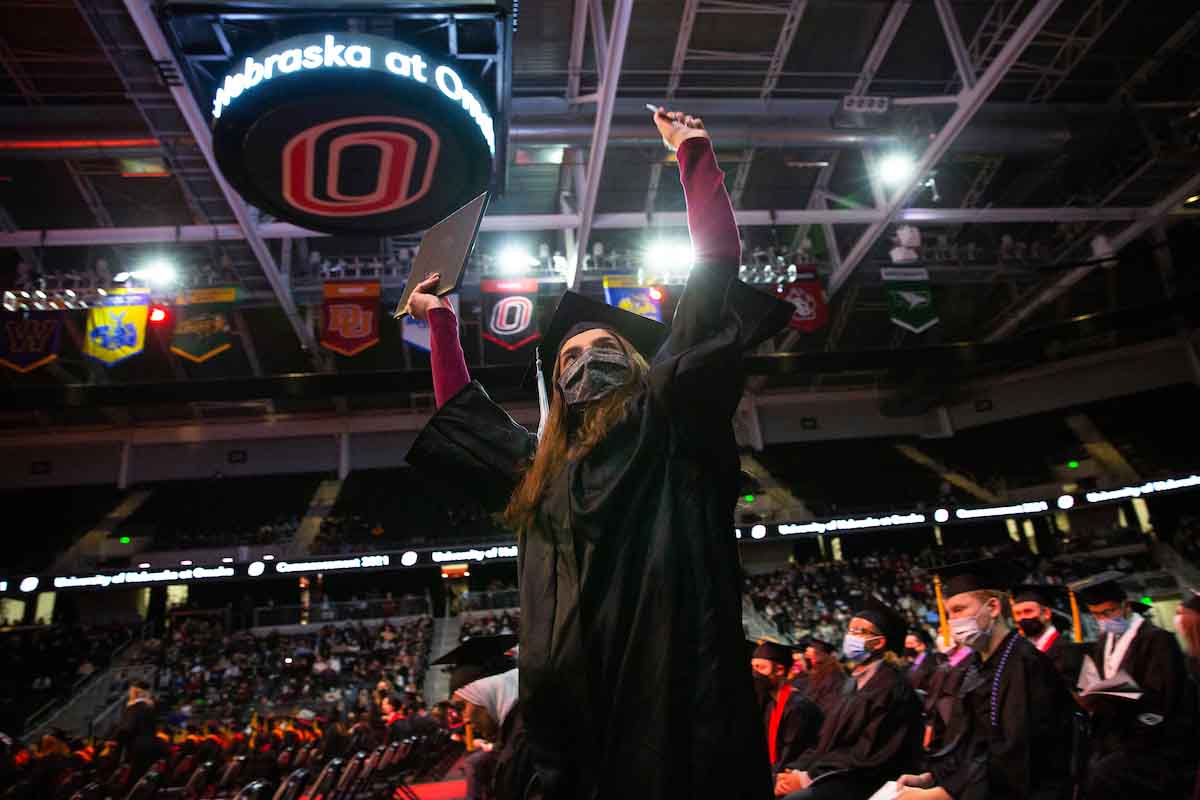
907 651 946 695
927 631 1071 800
783 662 922 793
1040 630 1084 689
1082 619 1198 799
765 687 824 775
408 270 792 798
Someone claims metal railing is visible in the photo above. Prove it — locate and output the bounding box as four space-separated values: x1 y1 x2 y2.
22 626 139 737
456 589 520 614
252 595 430 628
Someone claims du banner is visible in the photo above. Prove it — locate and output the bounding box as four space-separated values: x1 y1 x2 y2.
85 291 149 365
602 276 664 322
171 287 237 363
883 267 938 334
777 268 827 333
481 279 540 357
321 281 380 356
401 293 460 352
0 311 61 373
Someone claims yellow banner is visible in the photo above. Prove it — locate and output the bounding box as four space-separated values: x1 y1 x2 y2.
84 293 149 365
175 287 238 305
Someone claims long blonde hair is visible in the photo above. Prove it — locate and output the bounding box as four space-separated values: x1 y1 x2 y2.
501 333 649 536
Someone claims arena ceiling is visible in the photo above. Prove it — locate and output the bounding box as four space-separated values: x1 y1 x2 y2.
0 0 1198 431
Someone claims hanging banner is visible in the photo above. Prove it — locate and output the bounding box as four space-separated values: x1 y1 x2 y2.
321 281 380 356
170 287 237 363
401 294 460 352
602 276 664 322
777 268 827 333
0 310 61 373
85 292 149 365
883 267 938 334
481 278 539 354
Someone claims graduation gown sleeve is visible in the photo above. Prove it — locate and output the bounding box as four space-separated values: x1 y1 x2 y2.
647 137 792 440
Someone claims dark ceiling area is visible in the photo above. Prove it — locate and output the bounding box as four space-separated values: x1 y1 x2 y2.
0 0 1198 430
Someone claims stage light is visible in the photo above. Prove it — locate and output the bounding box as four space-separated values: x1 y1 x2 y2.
1067 460 1080 470
648 287 664 302
142 259 177 286
876 152 916 188
1057 495 1075 510
1187 195 1200 204
934 508 950 523
646 241 694 269
119 536 131 544
149 305 169 324
497 246 538 275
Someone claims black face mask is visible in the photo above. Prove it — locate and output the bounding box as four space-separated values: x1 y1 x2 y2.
558 347 632 406
1017 618 1046 638
903 647 919 658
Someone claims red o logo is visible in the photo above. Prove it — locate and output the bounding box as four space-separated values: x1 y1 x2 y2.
282 116 441 217
489 296 533 336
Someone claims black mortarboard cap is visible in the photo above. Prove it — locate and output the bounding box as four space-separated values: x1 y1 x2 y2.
855 595 906 654
804 636 836 654
431 635 517 696
750 639 793 666
1011 584 1068 607
937 558 1024 599
1069 571 1150 610
523 290 667 390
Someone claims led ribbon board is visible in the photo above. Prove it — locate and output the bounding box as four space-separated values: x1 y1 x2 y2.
211 33 495 235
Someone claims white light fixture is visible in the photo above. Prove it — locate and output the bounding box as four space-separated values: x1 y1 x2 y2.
876 152 917 188
140 259 177 287
1057 494 1075 510
262 554 275 561
933 508 950 523
19 576 39 593
248 561 266 577
750 524 767 540
400 551 419 567
645 240 694 269
222 557 234 563
113 272 131 283
180 560 192 566
497 246 538 275
1186 194 1200 204
138 563 151 569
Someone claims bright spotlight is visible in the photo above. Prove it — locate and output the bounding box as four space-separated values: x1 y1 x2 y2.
645 241 694 269
140 259 177 287
933 508 950 523
497 247 538 275
1187 194 1200 204
876 152 917 188
1057 494 1075 510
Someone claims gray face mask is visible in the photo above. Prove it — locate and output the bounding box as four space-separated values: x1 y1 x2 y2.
557 346 632 405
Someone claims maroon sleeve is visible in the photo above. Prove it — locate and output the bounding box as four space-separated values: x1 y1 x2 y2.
676 136 740 271
428 306 471 408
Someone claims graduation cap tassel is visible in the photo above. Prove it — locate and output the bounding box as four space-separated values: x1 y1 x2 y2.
1068 588 1083 643
535 346 550 441
934 574 951 649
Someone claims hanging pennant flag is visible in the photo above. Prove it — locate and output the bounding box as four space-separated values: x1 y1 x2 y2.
602 275 665 323
170 286 237 363
883 267 938 334
0 310 62 373
481 279 540 358
321 281 381 356
777 268 827 333
401 294 460 352
85 291 150 365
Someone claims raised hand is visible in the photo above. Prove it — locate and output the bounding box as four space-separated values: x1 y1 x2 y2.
652 107 710 152
404 273 451 322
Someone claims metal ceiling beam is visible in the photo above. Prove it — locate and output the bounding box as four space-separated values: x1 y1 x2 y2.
566 0 588 102
986 167 1200 339
120 0 319 361
933 0 976 90
1111 7 1200 102
893 443 1004 503
1065 413 1141 483
0 206 1160 249
828 0 1066 297
569 0 634 290
1024 0 1130 103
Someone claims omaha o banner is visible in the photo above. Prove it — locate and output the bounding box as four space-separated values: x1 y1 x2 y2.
211 33 495 236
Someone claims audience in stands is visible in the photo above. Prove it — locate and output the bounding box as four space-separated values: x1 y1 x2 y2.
459 611 520 643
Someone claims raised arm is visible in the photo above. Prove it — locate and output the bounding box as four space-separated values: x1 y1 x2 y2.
405 273 470 408
678 136 740 272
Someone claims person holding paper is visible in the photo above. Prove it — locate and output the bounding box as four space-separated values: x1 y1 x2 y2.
752 640 825 778
403 108 792 800
1072 573 1197 800
897 559 1072 800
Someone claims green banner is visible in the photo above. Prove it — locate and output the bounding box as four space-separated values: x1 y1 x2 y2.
883 268 938 334
170 287 237 363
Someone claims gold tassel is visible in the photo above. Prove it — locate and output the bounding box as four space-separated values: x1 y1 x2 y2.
1068 588 1083 643
934 574 951 648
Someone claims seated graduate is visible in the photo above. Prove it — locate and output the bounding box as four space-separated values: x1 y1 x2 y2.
800 637 847 720
897 559 1072 800
1071 572 1198 800
1009 583 1084 688
402 107 794 800
904 628 945 695
752 640 824 778
774 596 923 800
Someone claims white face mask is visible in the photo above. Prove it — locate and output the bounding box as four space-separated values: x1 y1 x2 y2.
950 602 997 649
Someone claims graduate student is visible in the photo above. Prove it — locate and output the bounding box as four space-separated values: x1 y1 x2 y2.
1010 584 1084 687
1072 573 1198 800
897 559 1072 800
403 108 793 800
775 596 923 799
904 628 945 694
752 640 824 777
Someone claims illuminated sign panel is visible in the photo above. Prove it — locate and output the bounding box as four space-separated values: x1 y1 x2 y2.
211 34 494 236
